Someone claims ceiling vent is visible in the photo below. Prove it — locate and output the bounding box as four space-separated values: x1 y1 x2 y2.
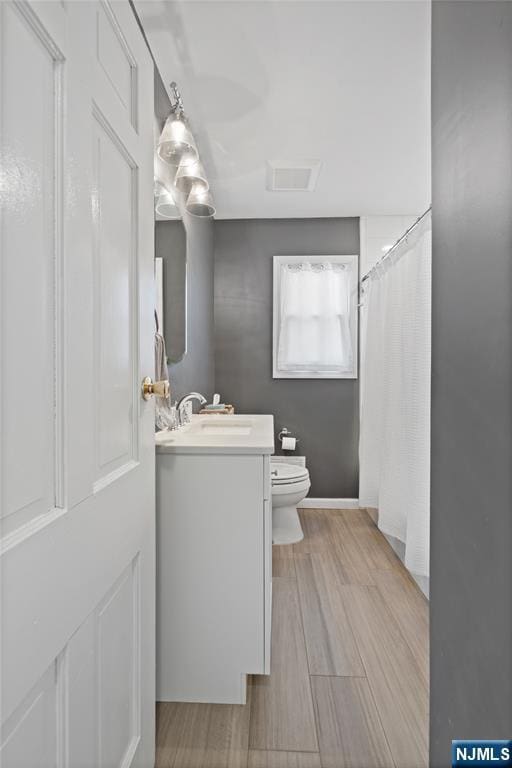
266 160 322 192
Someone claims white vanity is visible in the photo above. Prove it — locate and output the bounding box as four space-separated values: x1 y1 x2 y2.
155 414 274 704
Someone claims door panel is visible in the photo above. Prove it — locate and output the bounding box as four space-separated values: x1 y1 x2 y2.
93 111 138 485
0 2 155 766
0 664 59 768
0 0 60 538
68 614 96 767
98 559 140 768
96 1 137 127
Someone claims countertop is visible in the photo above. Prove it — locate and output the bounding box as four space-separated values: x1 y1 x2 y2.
155 414 275 455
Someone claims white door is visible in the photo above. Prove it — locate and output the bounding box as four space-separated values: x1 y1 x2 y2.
0 2 156 766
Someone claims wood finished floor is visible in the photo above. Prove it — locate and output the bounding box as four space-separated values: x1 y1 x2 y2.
156 508 429 768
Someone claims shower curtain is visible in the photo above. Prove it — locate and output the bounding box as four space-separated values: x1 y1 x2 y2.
359 213 431 584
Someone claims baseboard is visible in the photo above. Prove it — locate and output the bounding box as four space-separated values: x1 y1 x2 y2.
298 498 360 510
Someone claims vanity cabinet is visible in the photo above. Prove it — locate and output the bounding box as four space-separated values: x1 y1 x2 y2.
155 416 273 704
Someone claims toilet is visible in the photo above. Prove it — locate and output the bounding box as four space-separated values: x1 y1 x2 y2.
271 462 311 545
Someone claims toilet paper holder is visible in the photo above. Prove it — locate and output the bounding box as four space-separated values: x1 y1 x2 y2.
278 427 299 446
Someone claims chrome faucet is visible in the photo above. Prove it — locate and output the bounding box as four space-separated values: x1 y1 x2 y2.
176 392 207 427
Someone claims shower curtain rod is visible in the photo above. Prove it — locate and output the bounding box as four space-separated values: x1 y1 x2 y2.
360 205 432 284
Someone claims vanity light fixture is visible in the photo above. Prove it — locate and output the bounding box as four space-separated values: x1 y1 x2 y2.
155 81 215 218
185 183 216 218
157 82 198 168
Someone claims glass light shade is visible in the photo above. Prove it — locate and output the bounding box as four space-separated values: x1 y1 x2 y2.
185 183 216 218
154 152 177 193
157 113 198 167
174 160 209 196
155 188 180 219
154 178 166 197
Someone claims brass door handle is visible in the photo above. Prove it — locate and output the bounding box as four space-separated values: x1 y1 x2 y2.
142 377 170 400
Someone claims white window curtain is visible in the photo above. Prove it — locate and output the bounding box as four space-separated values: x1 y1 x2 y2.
359 214 431 585
277 262 353 374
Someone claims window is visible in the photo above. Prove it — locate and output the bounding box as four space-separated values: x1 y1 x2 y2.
273 254 358 379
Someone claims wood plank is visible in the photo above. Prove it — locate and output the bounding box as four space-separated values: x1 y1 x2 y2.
249 578 318 752
155 698 251 768
272 544 296 578
293 510 333 554
372 568 429 688
311 676 395 768
340 585 428 768
294 552 365 676
295 509 399 584
248 750 321 768
327 517 376 586
339 509 400 572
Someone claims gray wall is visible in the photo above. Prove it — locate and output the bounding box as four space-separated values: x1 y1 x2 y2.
431 2 512 763
156 217 215 403
214 218 360 498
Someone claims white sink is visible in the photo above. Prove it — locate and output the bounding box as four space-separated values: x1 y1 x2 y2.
193 419 253 436
155 414 273 455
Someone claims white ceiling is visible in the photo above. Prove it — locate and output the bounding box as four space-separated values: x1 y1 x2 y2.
136 0 431 219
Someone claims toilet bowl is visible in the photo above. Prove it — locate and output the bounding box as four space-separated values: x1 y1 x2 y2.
271 462 311 545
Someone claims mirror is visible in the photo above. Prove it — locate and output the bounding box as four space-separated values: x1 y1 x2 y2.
155 216 188 363
154 87 188 364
